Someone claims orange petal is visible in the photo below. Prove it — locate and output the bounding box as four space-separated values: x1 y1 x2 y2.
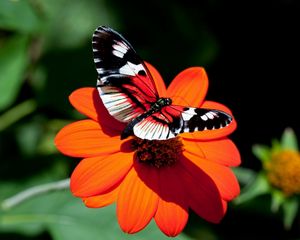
154 166 188 237
183 138 241 167
117 162 159 234
83 184 120 208
70 152 133 197
167 67 208 107
182 151 240 201
181 100 237 140
55 119 130 158
69 88 125 133
178 157 225 223
145 62 167 97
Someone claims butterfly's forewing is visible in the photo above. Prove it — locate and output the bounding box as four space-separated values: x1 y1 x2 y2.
133 105 233 140
92 26 159 122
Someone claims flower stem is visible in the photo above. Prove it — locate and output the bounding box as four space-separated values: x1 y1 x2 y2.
0 99 37 132
1 179 70 210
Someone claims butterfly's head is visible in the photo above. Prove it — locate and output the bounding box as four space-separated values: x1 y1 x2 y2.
156 98 172 108
164 98 172 106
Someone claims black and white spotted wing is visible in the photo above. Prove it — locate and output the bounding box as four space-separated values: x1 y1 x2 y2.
92 26 233 140
132 106 233 140
92 26 159 123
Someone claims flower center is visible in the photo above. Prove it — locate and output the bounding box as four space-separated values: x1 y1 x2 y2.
264 150 300 196
131 137 184 168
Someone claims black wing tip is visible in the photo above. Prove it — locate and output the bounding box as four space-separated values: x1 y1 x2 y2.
212 109 233 119
95 25 111 32
216 110 234 127
94 26 121 36
92 26 122 50
94 26 110 37
197 109 234 130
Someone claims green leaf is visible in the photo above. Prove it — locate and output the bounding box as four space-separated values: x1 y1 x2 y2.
282 197 299 230
0 0 41 33
38 0 117 50
270 190 285 213
0 36 29 111
232 167 257 186
252 144 271 162
271 139 282 152
0 188 191 240
0 99 37 132
281 128 298 151
234 173 270 205
15 119 43 157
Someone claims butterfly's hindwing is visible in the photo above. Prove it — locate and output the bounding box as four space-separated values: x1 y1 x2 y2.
93 26 159 123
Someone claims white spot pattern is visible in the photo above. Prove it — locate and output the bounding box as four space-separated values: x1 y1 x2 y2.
112 50 124 58
111 41 129 58
181 108 196 121
201 111 217 121
119 62 144 76
201 115 208 121
206 112 215 119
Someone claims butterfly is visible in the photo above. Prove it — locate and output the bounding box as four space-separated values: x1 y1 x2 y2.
92 26 233 140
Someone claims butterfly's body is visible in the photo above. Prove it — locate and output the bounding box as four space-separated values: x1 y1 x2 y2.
149 98 172 112
121 97 172 139
92 26 233 140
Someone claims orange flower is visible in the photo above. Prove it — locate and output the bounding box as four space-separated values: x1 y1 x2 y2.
55 63 240 237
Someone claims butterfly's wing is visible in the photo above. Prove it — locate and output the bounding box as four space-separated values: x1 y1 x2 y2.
93 26 159 122
133 105 233 140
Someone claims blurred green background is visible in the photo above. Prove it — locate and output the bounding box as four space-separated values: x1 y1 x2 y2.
0 0 299 239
